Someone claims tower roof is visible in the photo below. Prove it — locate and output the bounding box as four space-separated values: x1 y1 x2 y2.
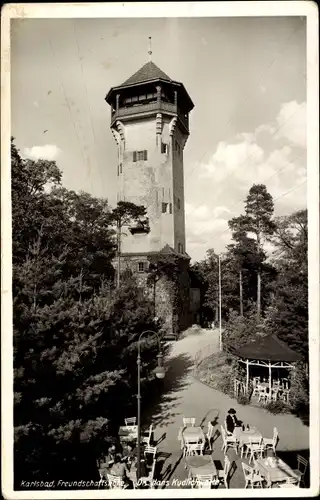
105 60 194 112
121 61 172 86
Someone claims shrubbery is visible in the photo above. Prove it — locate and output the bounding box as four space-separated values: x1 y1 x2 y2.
236 394 251 405
263 400 289 415
222 306 265 353
287 363 309 424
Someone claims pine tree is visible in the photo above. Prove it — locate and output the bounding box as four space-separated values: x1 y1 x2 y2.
228 184 276 318
110 201 149 288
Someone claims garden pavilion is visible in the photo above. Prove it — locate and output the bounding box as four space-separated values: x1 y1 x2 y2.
232 333 302 398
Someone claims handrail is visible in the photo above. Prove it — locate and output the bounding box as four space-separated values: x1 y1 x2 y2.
111 101 189 130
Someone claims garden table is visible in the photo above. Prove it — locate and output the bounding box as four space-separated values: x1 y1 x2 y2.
118 426 138 443
185 454 217 480
254 457 300 488
178 426 205 448
234 426 262 447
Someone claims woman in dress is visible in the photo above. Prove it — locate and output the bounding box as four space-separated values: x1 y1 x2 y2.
225 408 242 435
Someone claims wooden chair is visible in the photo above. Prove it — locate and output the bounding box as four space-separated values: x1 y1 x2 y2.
193 474 214 489
224 419 233 436
252 384 260 398
183 436 203 457
282 378 289 390
242 462 264 488
125 417 136 426
221 425 238 454
107 474 126 490
141 424 153 446
281 389 290 403
278 476 300 487
184 441 205 457
245 436 265 464
138 460 156 488
292 454 308 487
263 427 278 455
206 421 215 451
144 445 157 460
217 455 231 488
183 417 196 427
253 376 260 386
258 387 268 403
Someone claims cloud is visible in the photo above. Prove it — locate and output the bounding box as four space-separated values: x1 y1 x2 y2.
201 137 265 182
23 144 61 161
275 101 306 148
199 100 306 194
214 206 231 217
254 101 306 149
184 100 307 261
255 123 276 136
185 201 233 261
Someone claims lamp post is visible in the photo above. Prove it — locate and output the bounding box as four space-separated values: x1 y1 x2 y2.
136 330 165 481
218 254 222 352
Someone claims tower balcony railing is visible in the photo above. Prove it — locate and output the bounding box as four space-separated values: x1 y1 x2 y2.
111 101 189 131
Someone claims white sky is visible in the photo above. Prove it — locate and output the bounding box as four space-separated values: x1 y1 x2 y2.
11 15 307 262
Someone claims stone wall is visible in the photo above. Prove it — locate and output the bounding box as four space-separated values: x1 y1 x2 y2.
114 255 196 334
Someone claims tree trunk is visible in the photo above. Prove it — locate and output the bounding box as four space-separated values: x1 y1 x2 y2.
257 270 261 318
257 233 261 318
239 269 243 316
215 295 219 323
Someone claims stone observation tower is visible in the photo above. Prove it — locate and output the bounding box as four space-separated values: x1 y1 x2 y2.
105 47 195 332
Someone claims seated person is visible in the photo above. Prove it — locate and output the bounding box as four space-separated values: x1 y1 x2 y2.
98 456 113 480
98 460 109 480
110 454 128 476
105 445 117 464
225 408 243 435
122 442 137 464
110 454 131 486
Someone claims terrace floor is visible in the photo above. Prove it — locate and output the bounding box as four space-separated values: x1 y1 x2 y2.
143 326 310 489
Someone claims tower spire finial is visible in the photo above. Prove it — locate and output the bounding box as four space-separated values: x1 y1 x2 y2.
148 36 152 62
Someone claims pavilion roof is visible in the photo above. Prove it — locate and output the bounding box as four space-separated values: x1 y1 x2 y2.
233 333 301 363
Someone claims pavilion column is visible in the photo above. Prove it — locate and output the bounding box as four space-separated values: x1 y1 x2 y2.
268 362 272 400
246 360 249 395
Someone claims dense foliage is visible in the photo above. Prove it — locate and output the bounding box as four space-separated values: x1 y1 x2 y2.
193 184 309 423
266 209 308 361
12 140 162 486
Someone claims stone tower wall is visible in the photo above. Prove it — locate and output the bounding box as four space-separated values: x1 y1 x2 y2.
112 114 187 255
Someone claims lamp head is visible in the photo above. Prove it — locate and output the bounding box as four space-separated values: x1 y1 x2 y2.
154 352 165 379
154 366 165 379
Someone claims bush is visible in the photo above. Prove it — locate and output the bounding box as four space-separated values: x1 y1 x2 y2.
222 306 265 353
237 394 251 405
263 400 288 414
216 375 234 397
